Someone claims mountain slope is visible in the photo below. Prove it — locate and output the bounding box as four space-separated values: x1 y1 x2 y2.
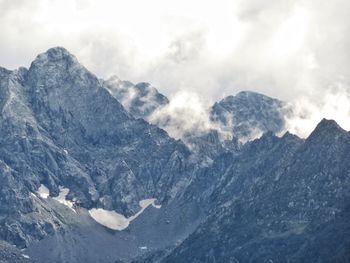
1 47 349 263
0 47 191 251
156 119 350 263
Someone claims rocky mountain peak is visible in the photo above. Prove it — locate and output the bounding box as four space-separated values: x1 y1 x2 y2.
26 47 91 94
306 118 347 144
314 118 344 132
32 47 77 65
211 90 286 141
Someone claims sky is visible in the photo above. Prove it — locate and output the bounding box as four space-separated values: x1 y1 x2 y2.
1 0 350 136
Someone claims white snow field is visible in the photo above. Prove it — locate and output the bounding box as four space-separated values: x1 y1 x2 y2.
89 198 161 230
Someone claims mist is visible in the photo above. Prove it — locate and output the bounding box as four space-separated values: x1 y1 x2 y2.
147 91 215 139
285 84 350 137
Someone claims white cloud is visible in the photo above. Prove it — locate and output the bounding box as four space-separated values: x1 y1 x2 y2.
148 90 216 139
285 83 350 137
1 0 350 137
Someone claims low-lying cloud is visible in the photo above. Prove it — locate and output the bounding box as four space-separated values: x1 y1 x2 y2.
148 91 219 139
285 83 350 137
147 85 350 142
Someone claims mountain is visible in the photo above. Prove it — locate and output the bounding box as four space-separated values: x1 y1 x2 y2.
175 91 288 160
176 91 289 160
0 47 192 256
103 82 289 158
149 119 350 262
211 91 288 141
103 76 169 120
0 47 349 263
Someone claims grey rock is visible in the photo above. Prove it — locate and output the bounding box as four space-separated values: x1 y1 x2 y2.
211 91 287 141
103 76 169 120
158 119 350 263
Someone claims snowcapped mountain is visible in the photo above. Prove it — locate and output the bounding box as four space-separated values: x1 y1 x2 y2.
0 47 349 263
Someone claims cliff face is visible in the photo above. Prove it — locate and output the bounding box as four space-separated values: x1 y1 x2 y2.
0 47 190 249
158 120 350 263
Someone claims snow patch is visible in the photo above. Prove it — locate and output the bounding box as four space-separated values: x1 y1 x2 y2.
89 198 161 230
88 209 129 230
139 246 148 250
53 187 76 212
140 198 162 209
22 254 30 259
36 185 75 212
37 184 49 199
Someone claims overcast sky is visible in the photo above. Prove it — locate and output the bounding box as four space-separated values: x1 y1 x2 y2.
1 0 350 104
